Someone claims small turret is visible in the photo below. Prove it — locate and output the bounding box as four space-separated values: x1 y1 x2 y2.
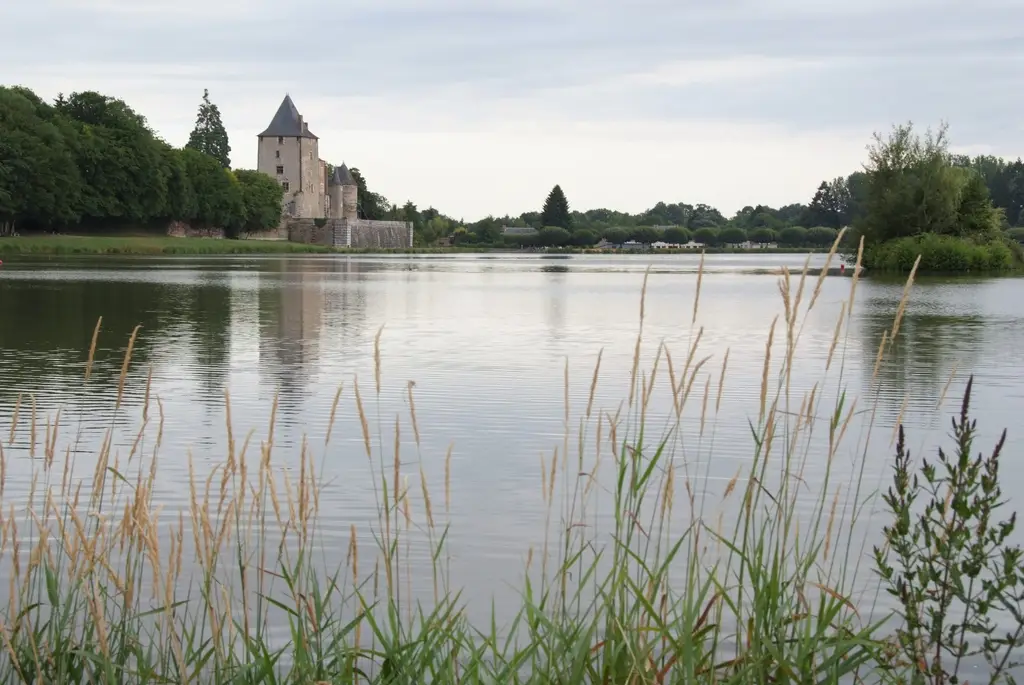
329 163 356 187
328 163 358 220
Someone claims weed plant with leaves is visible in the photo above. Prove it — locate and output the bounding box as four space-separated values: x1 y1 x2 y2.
875 376 1024 685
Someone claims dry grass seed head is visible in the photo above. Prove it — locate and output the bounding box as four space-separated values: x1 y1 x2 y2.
353 376 372 459
115 325 141 411
85 316 102 382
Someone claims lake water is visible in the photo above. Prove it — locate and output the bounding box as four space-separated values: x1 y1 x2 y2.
1 252 1023 671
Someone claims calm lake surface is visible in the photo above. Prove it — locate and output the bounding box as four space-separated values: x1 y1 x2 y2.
1 252 1023 647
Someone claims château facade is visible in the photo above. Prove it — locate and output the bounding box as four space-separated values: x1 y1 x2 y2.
255 95 413 248
256 95 356 221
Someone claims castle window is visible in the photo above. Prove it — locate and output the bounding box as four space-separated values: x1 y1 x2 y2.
275 150 280 159
282 181 290 191
276 165 284 175
277 136 284 144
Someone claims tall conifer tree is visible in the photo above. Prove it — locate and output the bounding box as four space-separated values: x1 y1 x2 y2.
541 184 572 230
186 89 231 168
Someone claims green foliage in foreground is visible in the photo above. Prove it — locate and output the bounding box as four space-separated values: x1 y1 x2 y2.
0 237 1022 683
876 376 1024 684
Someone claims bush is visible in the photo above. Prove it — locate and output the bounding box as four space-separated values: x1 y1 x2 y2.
570 228 599 247
865 233 1017 272
538 225 570 246
662 226 691 244
693 226 719 246
719 226 747 244
778 225 808 247
630 226 662 244
1006 226 1024 244
807 226 839 247
603 227 629 244
748 227 777 245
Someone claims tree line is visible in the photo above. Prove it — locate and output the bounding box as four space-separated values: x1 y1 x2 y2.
408 125 1024 263
399 145 1023 251
0 86 284 237
4 84 1023 264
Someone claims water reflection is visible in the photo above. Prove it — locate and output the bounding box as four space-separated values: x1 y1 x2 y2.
544 265 568 342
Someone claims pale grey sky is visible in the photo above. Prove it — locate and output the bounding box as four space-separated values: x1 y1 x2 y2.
2 0 1022 220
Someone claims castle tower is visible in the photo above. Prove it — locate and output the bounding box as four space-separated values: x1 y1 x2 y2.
257 95 324 218
328 163 359 221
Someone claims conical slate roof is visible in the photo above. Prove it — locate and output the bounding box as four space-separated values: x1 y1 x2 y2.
259 95 317 139
329 163 356 186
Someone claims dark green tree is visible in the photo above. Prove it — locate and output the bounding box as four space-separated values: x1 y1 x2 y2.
185 89 231 168
402 200 424 238
470 215 502 244
719 226 747 244
541 185 572 230
693 226 719 246
748 227 777 245
662 226 691 244
631 226 661 244
855 122 1005 251
604 227 629 244
348 167 390 220
570 228 599 246
234 169 284 233
807 178 851 229
179 148 244 233
778 226 808 247
0 87 82 232
56 91 170 224
538 226 570 246
806 226 840 247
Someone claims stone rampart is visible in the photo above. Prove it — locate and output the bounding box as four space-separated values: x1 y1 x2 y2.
167 221 225 239
348 220 414 249
286 218 413 249
241 225 288 241
287 219 334 246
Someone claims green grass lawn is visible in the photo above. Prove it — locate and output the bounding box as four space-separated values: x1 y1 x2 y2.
0 235 336 255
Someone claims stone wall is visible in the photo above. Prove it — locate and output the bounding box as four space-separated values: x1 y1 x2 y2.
167 221 225 239
287 219 335 246
286 218 413 249
348 220 414 249
241 225 288 241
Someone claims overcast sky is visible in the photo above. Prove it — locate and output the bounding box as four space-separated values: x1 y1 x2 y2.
2 0 1022 221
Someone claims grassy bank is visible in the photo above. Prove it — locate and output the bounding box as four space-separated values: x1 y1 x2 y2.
0 234 834 257
0 234 1021 683
0 235 336 255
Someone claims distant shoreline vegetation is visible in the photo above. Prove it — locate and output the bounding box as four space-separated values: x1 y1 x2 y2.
0 234 830 257
2 85 1023 272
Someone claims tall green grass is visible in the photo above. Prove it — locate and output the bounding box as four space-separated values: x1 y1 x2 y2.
0 231 1019 683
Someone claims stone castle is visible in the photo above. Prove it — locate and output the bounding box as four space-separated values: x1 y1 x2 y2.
257 95 413 249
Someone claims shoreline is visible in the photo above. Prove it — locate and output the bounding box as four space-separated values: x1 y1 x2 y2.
0 234 831 257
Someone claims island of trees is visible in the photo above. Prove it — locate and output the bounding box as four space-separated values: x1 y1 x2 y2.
2 84 1023 271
